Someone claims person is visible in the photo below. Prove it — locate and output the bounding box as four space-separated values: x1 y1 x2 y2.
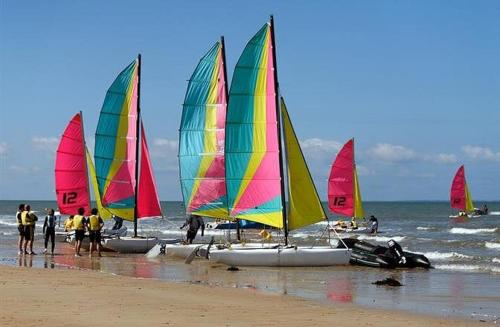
64 215 74 232
368 215 378 234
72 207 86 257
350 217 358 230
43 209 57 254
180 214 205 244
16 204 25 255
482 204 488 215
21 205 38 255
112 215 123 230
88 208 104 257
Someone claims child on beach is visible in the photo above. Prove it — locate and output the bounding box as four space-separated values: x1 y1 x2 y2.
16 204 25 255
64 215 74 232
21 204 38 255
88 208 104 257
72 208 86 257
43 209 57 254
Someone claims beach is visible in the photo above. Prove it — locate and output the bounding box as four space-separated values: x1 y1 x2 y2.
0 265 489 326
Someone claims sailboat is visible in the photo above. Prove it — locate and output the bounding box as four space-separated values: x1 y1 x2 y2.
208 17 351 267
327 139 369 233
93 56 168 253
449 165 479 218
54 112 116 243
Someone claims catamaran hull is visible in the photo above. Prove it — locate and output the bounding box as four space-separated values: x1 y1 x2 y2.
103 237 161 253
163 242 280 259
209 247 351 267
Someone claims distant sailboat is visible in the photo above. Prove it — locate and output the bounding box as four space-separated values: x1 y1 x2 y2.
208 17 351 267
93 56 167 253
449 165 478 218
328 139 369 233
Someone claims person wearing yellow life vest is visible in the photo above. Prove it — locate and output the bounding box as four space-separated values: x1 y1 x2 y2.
63 215 74 232
88 208 104 257
21 204 38 255
16 203 25 255
351 217 358 230
72 207 86 257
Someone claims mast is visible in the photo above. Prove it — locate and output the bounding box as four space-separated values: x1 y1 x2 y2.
270 15 289 245
80 110 92 215
133 54 142 237
221 36 239 240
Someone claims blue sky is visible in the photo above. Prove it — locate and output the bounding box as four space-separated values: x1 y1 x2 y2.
1 1 499 201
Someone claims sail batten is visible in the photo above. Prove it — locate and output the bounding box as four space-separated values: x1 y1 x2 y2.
179 41 228 219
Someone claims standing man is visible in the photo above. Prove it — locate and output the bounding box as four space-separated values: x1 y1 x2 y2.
88 208 104 257
72 207 86 257
180 214 205 244
43 209 57 254
21 204 38 255
16 204 25 255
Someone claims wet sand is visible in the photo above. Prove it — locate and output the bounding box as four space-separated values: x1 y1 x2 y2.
0 265 488 327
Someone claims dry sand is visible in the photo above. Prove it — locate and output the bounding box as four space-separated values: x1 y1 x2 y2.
0 265 486 326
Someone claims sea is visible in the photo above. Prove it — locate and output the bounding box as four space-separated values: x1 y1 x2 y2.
0 200 499 322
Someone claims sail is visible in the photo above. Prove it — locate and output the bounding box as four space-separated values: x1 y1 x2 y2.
94 59 138 221
86 148 113 220
137 122 162 219
225 23 283 227
450 165 474 212
328 139 365 218
179 41 228 218
55 112 91 215
281 99 326 230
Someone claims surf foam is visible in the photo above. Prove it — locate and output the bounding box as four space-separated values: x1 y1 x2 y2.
357 235 405 242
485 242 500 250
420 251 472 260
449 227 497 235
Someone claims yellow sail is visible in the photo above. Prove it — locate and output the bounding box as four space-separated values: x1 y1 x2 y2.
86 148 114 220
281 99 326 230
353 167 365 218
464 183 474 213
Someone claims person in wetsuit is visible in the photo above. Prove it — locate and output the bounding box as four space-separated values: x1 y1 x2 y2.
72 207 86 257
369 215 378 234
21 205 38 255
112 215 123 230
16 204 25 255
88 208 104 257
180 215 205 244
43 209 57 254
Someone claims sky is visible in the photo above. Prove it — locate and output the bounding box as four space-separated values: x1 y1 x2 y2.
1 0 500 201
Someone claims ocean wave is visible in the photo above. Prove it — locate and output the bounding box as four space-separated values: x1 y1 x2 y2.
416 226 437 231
0 220 18 227
492 258 500 264
488 211 500 215
485 242 500 250
449 227 497 235
357 235 405 242
290 232 311 239
434 264 483 271
419 251 472 260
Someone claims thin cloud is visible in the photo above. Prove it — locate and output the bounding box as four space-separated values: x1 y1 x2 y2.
367 143 416 163
151 138 179 172
433 153 457 164
0 142 7 156
300 138 342 154
32 137 58 152
462 145 500 161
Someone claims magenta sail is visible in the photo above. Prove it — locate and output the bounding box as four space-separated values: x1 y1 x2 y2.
55 112 91 215
328 139 355 217
136 122 162 219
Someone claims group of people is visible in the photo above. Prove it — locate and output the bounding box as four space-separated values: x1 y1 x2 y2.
62 207 104 257
333 215 379 234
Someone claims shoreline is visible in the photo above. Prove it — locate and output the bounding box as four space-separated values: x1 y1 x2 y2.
0 265 488 326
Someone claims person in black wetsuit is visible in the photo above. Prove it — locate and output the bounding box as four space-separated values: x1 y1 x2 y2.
180 215 205 244
43 209 57 254
112 215 124 230
368 215 379 234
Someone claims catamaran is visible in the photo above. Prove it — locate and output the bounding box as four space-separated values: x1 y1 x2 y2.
328 139 370 233
93 56 172 253
207 17 351 267
449 165 480 218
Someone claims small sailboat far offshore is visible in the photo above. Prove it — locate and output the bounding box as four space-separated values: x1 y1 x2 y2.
449 165 480 218
328 139 370 234
93 56 175 253
207 17 351 267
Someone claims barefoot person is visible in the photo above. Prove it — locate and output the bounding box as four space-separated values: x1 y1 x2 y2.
72 208 86 257
21 205 38 255
16 204 25 255
180 214 205 244
88 208 104 257
43 209 57 254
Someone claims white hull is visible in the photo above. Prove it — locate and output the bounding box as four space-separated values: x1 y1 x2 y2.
103 237 159 253
55 231 71 243
449 214 481 219
330 226 371 234
164 242 279 259
209 246 351 267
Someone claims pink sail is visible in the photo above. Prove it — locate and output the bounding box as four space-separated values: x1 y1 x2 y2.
450 165 467 210
328 139 355 217
55 112 91 215
137 122 162 219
